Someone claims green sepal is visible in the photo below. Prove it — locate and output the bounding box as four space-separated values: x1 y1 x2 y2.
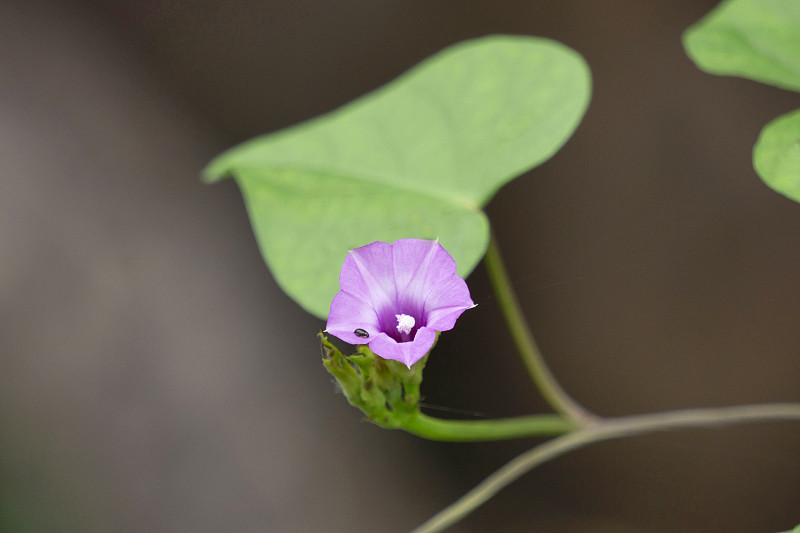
319 332 435 428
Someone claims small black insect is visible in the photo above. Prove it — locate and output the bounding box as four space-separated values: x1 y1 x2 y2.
354 328 369 339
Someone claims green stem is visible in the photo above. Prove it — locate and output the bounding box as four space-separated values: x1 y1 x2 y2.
401 412 576 442
484 230 594 424
412 402 800 533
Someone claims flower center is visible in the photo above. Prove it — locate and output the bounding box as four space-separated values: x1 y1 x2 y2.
395 314 416 335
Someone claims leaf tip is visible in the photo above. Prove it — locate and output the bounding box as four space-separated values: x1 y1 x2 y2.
201 160 234 184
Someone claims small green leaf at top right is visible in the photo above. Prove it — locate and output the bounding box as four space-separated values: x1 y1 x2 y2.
683 0 800 92
777 523 800 533
754 109 800 203
684 0 800 204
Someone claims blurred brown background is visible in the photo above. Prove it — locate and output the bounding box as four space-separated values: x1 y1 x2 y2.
2 1 799 531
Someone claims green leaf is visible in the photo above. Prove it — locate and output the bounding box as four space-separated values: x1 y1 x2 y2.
777 524 800 533
205 35 591 318
683 0 800 92
754 108 800 202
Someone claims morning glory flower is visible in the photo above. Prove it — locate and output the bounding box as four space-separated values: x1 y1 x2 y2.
325 239 475 368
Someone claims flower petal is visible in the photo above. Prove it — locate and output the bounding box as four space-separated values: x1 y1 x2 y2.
326 238 473 359
325 291 382 345
368 326 437 367
339 241 397 314
423 274 474 331
392 239 457 311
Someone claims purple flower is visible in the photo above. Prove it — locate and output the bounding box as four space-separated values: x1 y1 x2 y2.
325 239 475 368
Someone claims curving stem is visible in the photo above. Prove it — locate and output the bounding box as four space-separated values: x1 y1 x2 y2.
484 229 595 424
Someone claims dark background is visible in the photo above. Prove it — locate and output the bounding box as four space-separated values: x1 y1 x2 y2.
2 1 799 531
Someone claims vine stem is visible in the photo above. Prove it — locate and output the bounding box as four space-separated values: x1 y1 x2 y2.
484 230 594 424
411 402 800 533
401 412 575 441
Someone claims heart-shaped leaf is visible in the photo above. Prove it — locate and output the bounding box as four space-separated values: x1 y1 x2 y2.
205 35 591 318
754 108 800 202
683 0 800 92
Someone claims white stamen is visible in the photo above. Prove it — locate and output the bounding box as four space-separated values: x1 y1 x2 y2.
395 314 415 335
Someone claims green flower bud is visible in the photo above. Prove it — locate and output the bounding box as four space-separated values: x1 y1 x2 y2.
319 332 436 428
